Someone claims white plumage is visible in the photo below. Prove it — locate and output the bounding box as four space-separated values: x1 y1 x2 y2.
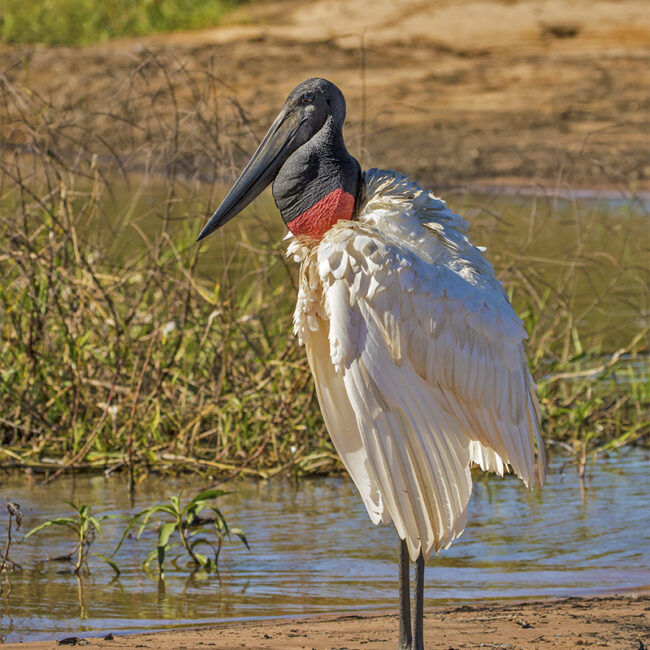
288 169 545 561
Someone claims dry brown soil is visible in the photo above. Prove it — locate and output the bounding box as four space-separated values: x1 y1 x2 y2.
7 594 650 649
2 0 649 191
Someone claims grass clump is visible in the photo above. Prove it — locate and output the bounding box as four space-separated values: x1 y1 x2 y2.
0 53 647 482
0 0 247 46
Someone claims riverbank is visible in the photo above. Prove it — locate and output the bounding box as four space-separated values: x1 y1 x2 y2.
2 0 649 190
6 593 649 649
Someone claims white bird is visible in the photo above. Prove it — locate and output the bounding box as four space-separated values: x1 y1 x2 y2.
197 78 545 650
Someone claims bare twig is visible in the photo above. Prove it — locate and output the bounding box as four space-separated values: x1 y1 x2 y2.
0 503 23 573
41 362 122 484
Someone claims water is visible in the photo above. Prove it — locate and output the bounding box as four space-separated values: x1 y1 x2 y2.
96 180 649 351
1 451 648 643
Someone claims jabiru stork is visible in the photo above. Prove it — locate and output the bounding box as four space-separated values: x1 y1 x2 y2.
197 78 545 650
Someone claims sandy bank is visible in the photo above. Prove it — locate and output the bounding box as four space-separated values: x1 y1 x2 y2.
7 593 649 649
3 0 648 191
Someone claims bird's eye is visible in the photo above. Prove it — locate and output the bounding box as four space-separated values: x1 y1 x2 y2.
301 92 315 104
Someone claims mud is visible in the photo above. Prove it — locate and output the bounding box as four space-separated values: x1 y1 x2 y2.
2 0 648 191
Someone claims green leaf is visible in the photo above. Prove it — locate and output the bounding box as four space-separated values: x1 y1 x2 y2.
88 516 102 535
141 504 178 519
210 507 228 535
188 536 214 552
95 553 120 575
193 551 209 567
184 503 202 525
24 518 79 537
157 544 166 572
191 488 229 504
135 504 178 538
157 521 177 549
231 527 250 550
112 516 139 557
169 495 181 514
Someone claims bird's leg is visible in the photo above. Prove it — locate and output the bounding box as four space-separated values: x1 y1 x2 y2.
413 551 425 650
398 538 412 650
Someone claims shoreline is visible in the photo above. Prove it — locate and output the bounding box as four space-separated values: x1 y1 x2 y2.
6 592 649 649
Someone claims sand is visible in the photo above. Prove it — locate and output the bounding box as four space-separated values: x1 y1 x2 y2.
7 593 649 649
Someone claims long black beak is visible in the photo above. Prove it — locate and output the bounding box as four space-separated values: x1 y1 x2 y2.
197 108 307 241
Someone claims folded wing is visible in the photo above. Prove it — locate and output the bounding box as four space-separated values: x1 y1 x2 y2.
290 169 545 561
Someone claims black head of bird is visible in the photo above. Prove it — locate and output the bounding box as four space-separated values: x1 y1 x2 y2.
197 78 361 241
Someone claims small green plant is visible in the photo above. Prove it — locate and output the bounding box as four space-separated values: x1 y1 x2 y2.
24 501 119 575
120 489 249 575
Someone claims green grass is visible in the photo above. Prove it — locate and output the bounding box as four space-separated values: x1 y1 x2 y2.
0 0 247 46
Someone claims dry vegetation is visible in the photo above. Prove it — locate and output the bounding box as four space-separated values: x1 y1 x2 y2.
0 35 648 481
0 54 333 479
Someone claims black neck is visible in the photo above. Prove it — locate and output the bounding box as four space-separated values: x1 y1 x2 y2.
272 117 361 225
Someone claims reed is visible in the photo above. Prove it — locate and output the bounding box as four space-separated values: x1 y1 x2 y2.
0 55 647 482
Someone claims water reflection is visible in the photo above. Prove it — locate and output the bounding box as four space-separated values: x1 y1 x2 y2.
77 181 649 352
1 450 649 643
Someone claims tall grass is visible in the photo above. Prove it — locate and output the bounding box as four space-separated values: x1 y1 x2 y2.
0 52 332 479
1 0 247 46
0 53 647 481
0 153 327 477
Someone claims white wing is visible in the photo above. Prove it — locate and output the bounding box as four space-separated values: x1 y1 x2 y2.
289 169 545 561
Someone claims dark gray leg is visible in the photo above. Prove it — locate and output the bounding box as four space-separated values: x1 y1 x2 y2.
398 539 412 650
413 551 425 650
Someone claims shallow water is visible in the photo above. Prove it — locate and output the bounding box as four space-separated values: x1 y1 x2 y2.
94 180 649 352
1 451 648 643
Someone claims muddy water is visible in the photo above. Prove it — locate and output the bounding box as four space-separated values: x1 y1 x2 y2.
1 451 648 643
96 182 649 352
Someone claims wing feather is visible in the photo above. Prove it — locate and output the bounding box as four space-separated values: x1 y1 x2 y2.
304 323 384 525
